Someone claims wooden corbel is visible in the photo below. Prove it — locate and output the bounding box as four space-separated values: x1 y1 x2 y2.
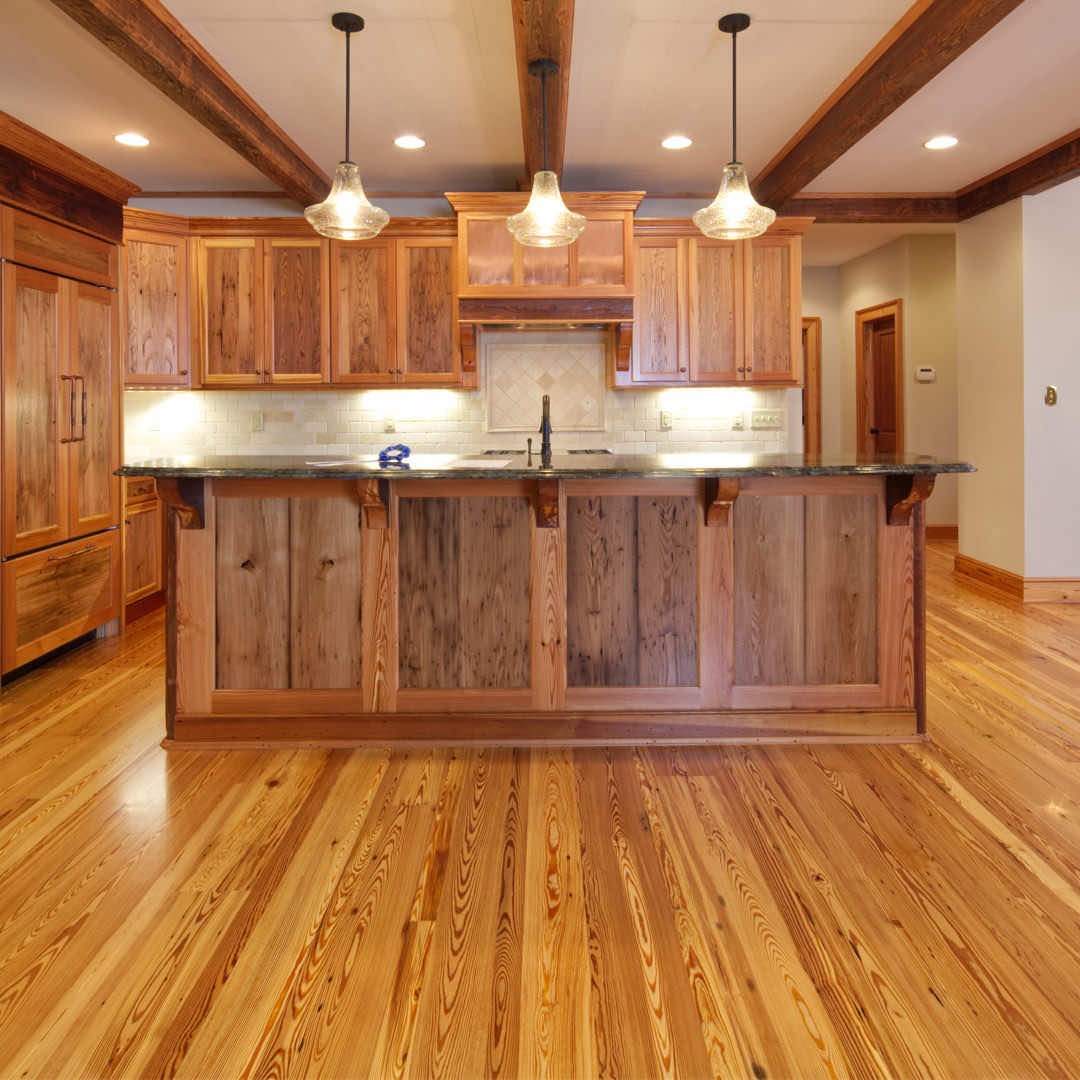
614 321 633 373
886 474 935 526
460 324 477 374
535 478 560 528
704 477 740 526
358 478 390 529
156 477 205 529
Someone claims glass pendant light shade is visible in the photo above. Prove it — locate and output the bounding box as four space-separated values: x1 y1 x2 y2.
305 161 389 240
506 170 586 248
693 161 776 240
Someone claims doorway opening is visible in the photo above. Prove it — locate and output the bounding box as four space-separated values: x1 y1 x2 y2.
801 317 821 456
855 300 903 456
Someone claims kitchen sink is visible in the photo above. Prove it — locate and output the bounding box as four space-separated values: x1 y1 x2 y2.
481 448 613 455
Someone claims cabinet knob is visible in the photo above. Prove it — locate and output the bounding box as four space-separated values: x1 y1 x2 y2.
178 369 188 376
679 367 687 373
737 366 746 373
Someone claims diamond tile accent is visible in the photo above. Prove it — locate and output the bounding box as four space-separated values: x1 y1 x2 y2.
486 343 606 432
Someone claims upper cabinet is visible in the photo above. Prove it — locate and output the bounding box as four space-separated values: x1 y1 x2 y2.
123 227 190 387
264 238 330 384
447 193 640 297
398 238 458 382
617 219 810 388
331 238 395 384
199 237 265 386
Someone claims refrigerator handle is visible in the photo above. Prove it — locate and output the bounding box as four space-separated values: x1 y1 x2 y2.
59 374 76 444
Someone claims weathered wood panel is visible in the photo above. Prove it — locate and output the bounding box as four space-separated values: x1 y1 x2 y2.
460 497 531 688
335 244 392 376
215 497 289 689
734 495 805 685
398 497 461 689
205 244 256 377
636 496 698 686
805 494 878 685
270 244 321 376
289 497 363 688
567 496 639 686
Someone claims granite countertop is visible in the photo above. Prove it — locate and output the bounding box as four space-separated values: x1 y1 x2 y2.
118 451 975 480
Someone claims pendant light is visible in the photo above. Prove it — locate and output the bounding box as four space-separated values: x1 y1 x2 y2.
305 13 389 240
506 60 585 248
693 13 776 240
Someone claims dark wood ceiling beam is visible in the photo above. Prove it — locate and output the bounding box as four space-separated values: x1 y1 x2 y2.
777 193 959 223
510 0 575 179
753 0 1029 208
957 128 1080 219
46 0 328 205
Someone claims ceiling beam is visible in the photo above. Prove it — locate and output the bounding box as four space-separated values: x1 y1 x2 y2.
45 0 328 205
957 127 1080 219
777 193 959 223
752 0 1028 208
511 0 575 179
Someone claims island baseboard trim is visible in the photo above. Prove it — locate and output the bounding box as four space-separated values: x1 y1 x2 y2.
168 707 919 746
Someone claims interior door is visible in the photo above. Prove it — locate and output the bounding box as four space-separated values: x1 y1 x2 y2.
857 306 902 456
3 264 69 556
69 282 120 538
870 319 898 452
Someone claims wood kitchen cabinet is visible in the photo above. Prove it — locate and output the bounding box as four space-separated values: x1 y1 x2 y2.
618 219 809 388
397 238 458 382
264 238 330 384
2 263 120 557
123 228 190 387
198 238 263 386
123 477 164 612
331 238 395 383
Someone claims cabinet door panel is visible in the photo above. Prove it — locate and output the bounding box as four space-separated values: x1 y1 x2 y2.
464 219 514 286
576 218 627 287
70 284 119 538
125 500 163 603
633 239 686 382
746 238 800 382
267 240 327 382
202 240 260 383
399 240 458 380
4 265 68 555
689 240 741 382
521 244 570 287
331 241 395 383
124 232 188 386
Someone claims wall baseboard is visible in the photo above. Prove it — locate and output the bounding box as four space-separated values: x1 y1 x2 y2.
926 524 959 541
954 554 1080 603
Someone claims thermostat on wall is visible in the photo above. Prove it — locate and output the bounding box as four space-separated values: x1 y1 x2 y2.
915 366 936 383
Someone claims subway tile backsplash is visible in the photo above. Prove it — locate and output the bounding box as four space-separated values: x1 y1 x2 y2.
123 333 797 460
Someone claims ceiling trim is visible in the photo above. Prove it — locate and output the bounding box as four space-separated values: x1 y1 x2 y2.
511 0 575 180
752 0 1028 208
777 193 959 223
0 108 139 202
45 0 330 205
957 127 1080 218
446 191 644 213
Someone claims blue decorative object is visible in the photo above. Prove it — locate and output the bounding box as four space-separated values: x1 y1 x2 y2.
379 443 411 468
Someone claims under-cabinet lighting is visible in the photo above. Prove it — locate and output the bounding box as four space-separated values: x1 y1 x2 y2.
394 134 426 150
661 134 693 150
923 135 959 150
115 132 149 147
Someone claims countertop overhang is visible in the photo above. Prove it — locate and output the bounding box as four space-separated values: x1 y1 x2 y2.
118 451 975 481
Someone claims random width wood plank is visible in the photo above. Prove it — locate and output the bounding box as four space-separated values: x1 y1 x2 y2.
1 542 1080 1077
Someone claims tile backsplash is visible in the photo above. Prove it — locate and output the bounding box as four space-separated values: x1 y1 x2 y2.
123 331 800 461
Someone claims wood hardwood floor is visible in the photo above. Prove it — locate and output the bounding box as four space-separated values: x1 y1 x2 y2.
0 542 1078 1079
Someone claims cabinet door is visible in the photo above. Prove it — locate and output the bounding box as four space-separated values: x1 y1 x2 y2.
70 283 120 539
124 499 163 603
689 240 742 383
3 264 69 556
397 239 459 382
201 239 263 385
265 239 329 383
123 230 189 387
633 237 688 383
331 239 396 384
744 236 801 383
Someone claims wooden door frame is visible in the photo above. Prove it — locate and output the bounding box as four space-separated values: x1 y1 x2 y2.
855 299 903 456
801 317 821 455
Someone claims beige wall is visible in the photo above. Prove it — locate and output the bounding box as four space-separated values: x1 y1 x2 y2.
956 200 1025 575
803 235 960 525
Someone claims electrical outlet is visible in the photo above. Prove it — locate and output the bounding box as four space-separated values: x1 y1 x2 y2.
731 413 745 431
659 410 672 430
383 416 396 433
751 409 783 430
249 411 264 433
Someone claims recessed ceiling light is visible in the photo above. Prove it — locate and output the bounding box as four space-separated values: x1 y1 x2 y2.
661 134 693 150
924 135 958 150
114 132 149 147
394 134 425 150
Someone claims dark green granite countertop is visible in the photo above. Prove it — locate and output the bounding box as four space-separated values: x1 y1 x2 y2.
119 451 975 480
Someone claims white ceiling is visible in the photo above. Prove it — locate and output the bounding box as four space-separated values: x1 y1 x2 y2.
0 0 277 191
804 0 1080 193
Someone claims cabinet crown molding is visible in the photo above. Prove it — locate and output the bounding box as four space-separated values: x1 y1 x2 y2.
446 191 646 214
633 216 815 238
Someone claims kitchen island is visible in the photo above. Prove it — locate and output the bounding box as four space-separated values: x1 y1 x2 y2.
119 453 973 747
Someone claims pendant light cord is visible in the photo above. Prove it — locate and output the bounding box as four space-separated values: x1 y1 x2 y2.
344 27 352 163
730 26 737 163
541 66 548 173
